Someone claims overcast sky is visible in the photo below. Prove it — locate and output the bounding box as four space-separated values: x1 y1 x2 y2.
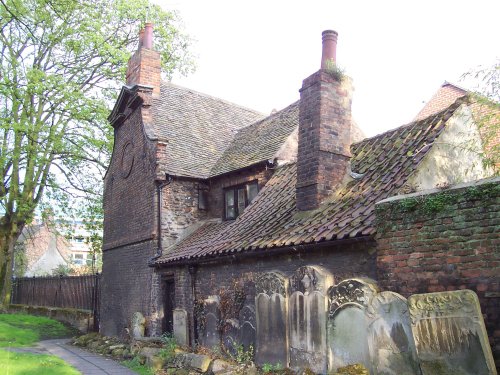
155 0 499 137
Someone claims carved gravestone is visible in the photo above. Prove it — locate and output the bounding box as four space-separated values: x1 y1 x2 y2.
173 309 189 346
366 291 420 375
327 279 378 373
408 290 497 375
288 266 334 374
255 271 288 367
199 296 220 349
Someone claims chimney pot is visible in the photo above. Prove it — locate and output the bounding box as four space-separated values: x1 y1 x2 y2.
321 30 338 69
143 22 154 49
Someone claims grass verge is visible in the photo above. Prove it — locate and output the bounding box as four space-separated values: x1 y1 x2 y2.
0 349 80 375
0 313 77 347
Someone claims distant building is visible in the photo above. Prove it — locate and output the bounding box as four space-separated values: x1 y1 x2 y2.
15 218 99 276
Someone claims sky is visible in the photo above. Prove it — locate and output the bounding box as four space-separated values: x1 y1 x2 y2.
155 0 499 137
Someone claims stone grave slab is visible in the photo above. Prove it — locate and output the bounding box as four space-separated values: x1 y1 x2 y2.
366 291 420 375
408 290 496 375
288 266 334 374
255 271 288 367
173 308 189 346
199 295 220 349
327 279 378 373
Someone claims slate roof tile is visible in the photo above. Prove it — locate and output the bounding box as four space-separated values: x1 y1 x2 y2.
152 83 265 178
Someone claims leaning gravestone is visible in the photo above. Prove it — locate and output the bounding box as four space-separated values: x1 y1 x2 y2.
408 290 497 375
255 271 288 367
327 279 378 373
173 309 189 346
366 291 420 375
288 266 334 374
199 296 220 349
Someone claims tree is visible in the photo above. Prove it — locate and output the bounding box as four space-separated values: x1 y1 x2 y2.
0 0 193 303
462 61 500 172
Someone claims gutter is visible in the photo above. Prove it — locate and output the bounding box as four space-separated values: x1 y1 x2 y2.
151 235 374 268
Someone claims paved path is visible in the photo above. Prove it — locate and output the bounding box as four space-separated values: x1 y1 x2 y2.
12 339 139 375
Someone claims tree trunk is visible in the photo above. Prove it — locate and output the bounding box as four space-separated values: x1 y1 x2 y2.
0 225 21 307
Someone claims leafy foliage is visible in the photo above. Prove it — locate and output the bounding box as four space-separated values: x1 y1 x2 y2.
0 0 193 302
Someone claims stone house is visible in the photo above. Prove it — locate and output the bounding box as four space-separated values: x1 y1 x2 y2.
101 26 499 371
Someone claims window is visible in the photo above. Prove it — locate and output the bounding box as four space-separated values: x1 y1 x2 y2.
224 181 259 219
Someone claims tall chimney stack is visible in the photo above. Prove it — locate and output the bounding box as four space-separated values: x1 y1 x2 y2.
125 23 161 97
296 30 353 211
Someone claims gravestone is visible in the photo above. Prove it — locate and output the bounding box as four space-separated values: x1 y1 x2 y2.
408 290 497 375
327 279 378 373
366 291 420 375
199 295 220 349
239 304 256 351
131 312 146 339
255 271 288 367
173 309 189 346
288 266 334 374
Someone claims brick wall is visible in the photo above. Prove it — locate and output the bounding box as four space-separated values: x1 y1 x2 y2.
101 240 156 337
297 71 353 211
103 107 157 250
102 95 159 337
375 177 500 366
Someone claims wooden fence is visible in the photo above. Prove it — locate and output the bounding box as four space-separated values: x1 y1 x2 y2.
11 274 100 330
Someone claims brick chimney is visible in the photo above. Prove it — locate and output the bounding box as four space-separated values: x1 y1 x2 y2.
296 30 353 211
126 23 161 97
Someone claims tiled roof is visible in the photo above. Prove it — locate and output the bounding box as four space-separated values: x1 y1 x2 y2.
209 102 299 176
156 98 466 265
152 83 265 178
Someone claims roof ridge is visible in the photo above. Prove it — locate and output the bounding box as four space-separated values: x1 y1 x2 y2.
351 96 468 148
161 81 266 117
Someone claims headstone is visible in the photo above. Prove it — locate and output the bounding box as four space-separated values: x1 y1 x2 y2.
288 266 334 374
131 311 146 339
327 279 378 373
408 290 497 375
222 318 239 357
200 295 220 349
173 308 189 346
239 304 256 352
366 291 420 375
255 271 288 367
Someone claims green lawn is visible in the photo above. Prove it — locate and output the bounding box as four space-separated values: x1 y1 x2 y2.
0 313 76 346
0 350 80 375
0 313 80 374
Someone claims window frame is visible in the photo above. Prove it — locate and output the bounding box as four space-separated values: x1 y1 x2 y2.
223 180 259 220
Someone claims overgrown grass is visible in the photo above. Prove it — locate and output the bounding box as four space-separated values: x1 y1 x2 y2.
122 356 154 375
0 313 76 347
0 349 80 375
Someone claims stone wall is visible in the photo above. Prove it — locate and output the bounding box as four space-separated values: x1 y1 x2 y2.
207 164 273 219
375 177 500 367
161 239 377 345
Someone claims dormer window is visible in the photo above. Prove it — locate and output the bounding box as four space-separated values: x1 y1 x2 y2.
224 181 259 220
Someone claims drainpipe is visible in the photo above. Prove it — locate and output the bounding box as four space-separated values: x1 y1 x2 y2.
149 174 173 264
